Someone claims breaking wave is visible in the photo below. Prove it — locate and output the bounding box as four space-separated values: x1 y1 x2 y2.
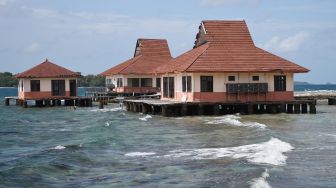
125 152 156 157
126 138 293 166
205 115 266 129
90 107 122 112
139 115 152 121
249 169 271 188
52 145 66 150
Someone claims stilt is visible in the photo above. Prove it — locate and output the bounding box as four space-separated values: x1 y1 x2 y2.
99 101 104 109
247 104 254 115
23 100 28 108
181 104 188 116
287 104 293 113
294 104 301 114
301 103 308 114
309 102 316 114
162 106 168 116
142 104 148 114
198 104 204 115
5 98 10 106
328 98 336 105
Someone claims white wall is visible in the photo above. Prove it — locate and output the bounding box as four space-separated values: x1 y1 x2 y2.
108 74 160 87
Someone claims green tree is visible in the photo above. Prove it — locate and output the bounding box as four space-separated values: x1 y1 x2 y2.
0 72 18 87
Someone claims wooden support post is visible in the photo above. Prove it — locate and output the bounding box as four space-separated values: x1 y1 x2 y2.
45 100 51 107
181 104 188 116
5 98 10 106
301 103 308 114
287 104 293 113
16 99 19 105
142 104 148 114
259 104 266 114
294 104 301 114
279 104 286 113
309 102 316 114
247 104 254 115
99 101 104 109
162 106 168 116
328 98 336 105
56 100 61 106
89 99 93 107
213 104 220 115
198 104 204 115
23 100 28 108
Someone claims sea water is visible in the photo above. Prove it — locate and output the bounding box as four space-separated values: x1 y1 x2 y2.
0 88 336 187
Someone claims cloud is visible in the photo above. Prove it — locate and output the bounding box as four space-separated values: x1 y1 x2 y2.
263 32 310 52
24 42 40 53
200 0 260 6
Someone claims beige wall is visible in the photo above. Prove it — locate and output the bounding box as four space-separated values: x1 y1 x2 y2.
160 72 293 97
19 78 75 92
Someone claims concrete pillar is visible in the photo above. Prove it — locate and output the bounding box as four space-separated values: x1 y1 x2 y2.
301 103 308 114
270 105 277 114
294 104 301 114
213 104 220 115
279 104 286 113
45 100 51 107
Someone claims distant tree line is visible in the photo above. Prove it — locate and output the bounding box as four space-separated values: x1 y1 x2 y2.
0 72 18 87
0 72 105 87
77 74 105 87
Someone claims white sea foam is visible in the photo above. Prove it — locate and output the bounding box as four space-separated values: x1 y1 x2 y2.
105 122 110 127
139 115 152 121
163 138 293 166
206 115 266 129
52 145 66 150
125 152 156 157
90 107 122 112
250 169 271 188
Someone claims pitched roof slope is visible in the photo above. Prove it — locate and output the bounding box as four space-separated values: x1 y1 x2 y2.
157 20 309 73
16 59 80 78
101 39 172 76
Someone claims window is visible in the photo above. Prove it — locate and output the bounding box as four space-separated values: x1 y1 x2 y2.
228 76 235 81
30 80 40 92
200 76 213 92
140 78 152 87
252 76 259 81
106 78 112 84
117 78 123 87
163 77 174 98
51 80 65 96
182 76 191 92
274 75 286 91
156 78 161 88
127 78 139 87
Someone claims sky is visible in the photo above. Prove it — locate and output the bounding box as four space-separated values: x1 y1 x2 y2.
0 0 335 84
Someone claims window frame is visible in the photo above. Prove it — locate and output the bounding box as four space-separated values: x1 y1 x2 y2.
200 76 213 92
228 76 235 81
182 76 192 92
30 80 40 92
274 75 286 91
252 76 259 81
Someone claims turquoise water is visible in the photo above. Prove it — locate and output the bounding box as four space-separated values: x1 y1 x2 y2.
1 88 336 187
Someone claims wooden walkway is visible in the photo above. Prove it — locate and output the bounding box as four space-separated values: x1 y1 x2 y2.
294 92 336 105
123 99 317 116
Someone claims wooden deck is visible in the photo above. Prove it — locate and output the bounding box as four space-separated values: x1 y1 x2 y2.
123 99 317 116
294 92 336 105
4 96 93 108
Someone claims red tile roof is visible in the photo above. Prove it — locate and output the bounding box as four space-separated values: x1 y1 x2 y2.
157 20 309 73
16 59 80 78
101 39 172 76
